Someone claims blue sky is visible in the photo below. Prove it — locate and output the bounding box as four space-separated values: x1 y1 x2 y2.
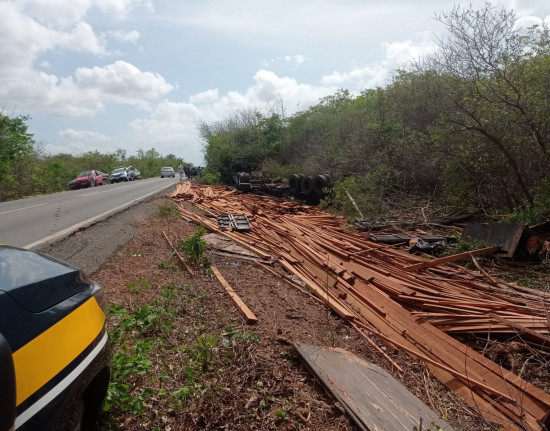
1 1 549 165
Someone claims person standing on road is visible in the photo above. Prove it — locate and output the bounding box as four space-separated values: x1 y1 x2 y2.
178 164 184 181
183 164 190 182
89 170 96 187
187 163 193 182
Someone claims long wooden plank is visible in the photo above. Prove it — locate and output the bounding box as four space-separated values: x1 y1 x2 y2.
489 313 550 345
162 231 195 277
210 265 258 324
403 246 501 271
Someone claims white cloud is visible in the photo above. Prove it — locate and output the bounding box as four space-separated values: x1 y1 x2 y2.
107 30 141 43
0 70 101 117
17 0 152 24
383 35 438 65
126 69 335 164
129 101 201 160
59 22 107 55
44 142 88 155
58 128 111 141
0 2 107 77
321 65 389 89
321 35 438 89
75 61 173 104
0 60 173 117
249 69 331 105
189 89 219 104
285 55 310 65
514 14 550 30
284 55 311 69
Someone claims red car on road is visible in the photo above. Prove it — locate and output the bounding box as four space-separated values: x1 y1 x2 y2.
74 170 104 189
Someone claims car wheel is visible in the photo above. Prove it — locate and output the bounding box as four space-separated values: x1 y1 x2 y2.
63 397 84 431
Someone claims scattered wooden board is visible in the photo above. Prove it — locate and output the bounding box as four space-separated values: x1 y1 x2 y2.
294 342 453 431
162 231 194 277
403 246 501 272
210 265 258 325
168 183 550 430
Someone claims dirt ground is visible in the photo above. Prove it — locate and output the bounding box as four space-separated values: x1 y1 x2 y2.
41 196 506 430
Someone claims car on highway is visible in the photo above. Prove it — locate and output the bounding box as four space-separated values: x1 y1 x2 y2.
74 170 104 189
99 171 111 185
126 166 137 181
109 167 130 183
134 169 142 180
160 167 175 178
0 244 111 431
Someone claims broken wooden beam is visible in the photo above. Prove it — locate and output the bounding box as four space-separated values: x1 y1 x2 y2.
162 231 194 277
403 246 501 272
210 265 258 324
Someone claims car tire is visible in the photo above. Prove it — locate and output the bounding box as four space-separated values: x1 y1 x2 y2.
63 397 84 431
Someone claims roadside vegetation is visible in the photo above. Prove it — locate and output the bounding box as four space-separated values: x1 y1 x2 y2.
99 280 266 430
0 125 189 201
2 4 549 225
197 3 550 224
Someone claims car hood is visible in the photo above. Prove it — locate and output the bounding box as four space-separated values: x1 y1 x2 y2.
0 246 89 312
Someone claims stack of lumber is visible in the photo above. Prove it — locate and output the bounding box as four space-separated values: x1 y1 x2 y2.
168 183 550 431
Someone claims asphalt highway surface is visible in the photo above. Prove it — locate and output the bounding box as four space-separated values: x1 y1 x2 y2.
0 177 177 249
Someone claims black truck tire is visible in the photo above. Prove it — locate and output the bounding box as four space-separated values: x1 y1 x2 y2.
288 173 304 195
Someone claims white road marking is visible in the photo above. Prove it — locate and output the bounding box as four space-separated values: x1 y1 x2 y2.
24 182 175 249
0 203 47 215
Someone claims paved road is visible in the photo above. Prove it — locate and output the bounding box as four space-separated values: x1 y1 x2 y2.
0 178 178 249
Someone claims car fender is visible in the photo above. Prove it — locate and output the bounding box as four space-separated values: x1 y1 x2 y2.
5 295 109 430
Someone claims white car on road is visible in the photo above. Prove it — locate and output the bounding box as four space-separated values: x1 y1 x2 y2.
160 167 175 178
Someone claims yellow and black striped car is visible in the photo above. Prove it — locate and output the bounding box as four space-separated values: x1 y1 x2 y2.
0 245 111 431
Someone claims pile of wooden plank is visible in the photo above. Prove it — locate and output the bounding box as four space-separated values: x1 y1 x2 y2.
168 183 550 431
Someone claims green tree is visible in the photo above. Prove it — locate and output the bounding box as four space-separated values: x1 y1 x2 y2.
199 107 285 182
419 3 550 207
0 113 35 200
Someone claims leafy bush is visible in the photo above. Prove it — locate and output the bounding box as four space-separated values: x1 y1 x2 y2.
201 171 222 185
323 169 399 218
103 305 158 414
181 226 208 265
259 160 303 182
157 205 180 219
